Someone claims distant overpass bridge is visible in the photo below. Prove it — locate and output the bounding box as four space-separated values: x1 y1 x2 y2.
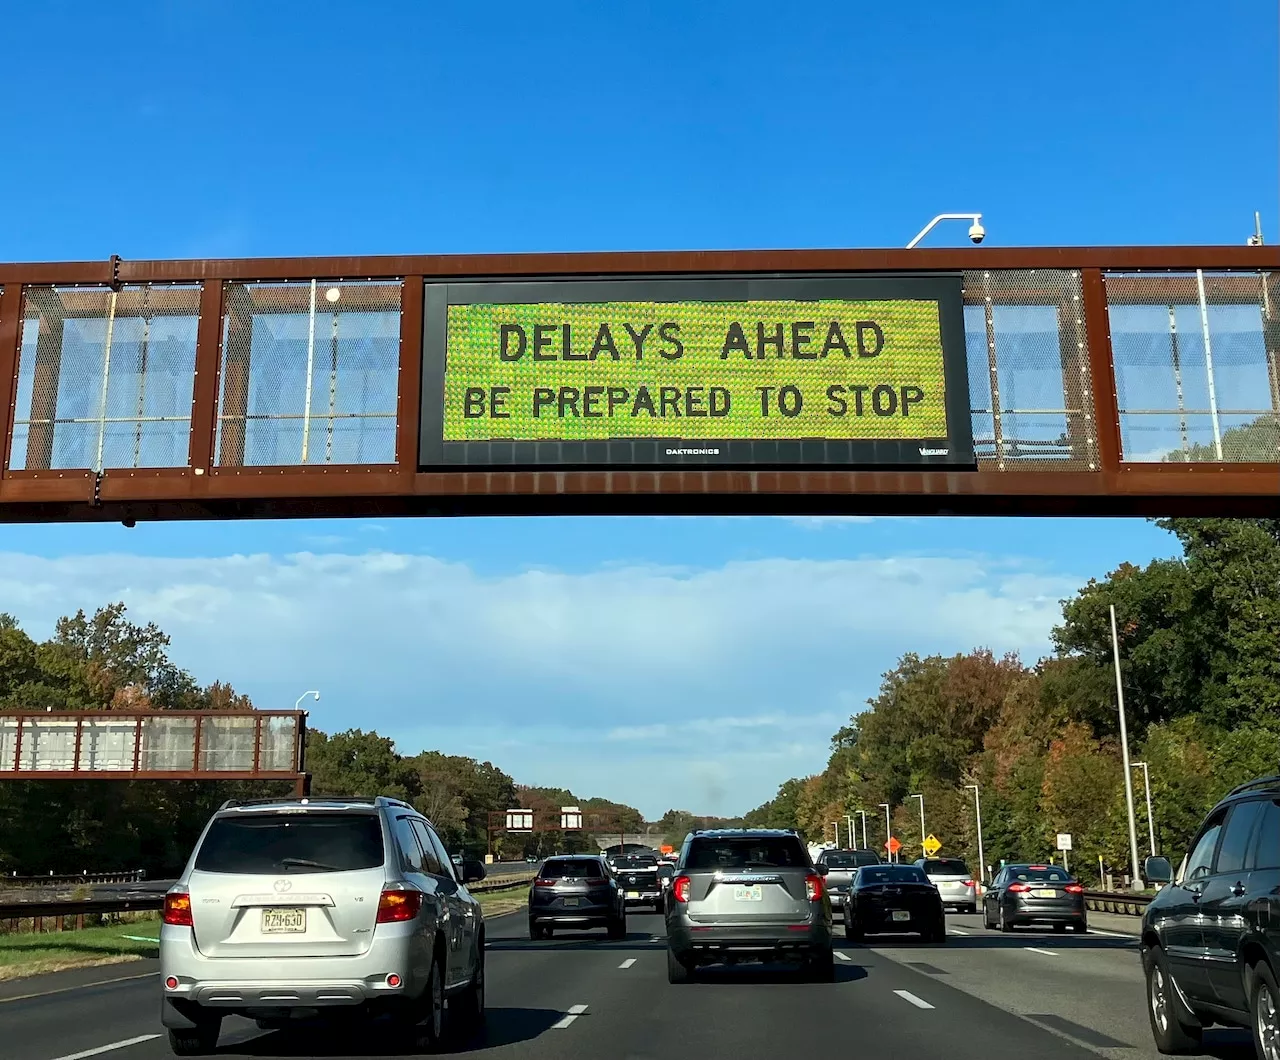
595 833 669 852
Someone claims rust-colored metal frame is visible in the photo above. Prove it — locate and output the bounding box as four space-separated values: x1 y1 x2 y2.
0 246 1276 520
0 709 306 790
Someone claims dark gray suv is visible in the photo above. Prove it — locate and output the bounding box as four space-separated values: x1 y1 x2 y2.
665 828 834 983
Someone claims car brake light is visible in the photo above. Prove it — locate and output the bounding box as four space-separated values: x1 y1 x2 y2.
376 888 423 923
673 876 691 903
1007 882 1031 893
963 880 976 887
163 893 193 927
1064 883 1084 893
534 878 557 887
1029 865 1048 871
806 873 825 901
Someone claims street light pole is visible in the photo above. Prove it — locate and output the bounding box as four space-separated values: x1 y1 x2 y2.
844 814 854 850
910 793 926 849
879 803 893 862
857 811 868 850
1110 604 1144 891
965 784 986 884
1134 761 1157 856
832 820 841 847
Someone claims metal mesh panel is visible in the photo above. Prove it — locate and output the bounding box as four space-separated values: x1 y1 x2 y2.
138 715 196 770
962 270 1097 470
216 280 402 467
81 718 138 770
1105 271 1280 463
17 719 78 770
197 715 257 771
259 714 298 771
9 285 200 471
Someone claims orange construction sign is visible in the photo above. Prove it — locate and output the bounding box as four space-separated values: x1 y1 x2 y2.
885 836 902 855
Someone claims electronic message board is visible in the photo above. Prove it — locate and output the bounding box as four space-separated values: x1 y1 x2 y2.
419 276 973 468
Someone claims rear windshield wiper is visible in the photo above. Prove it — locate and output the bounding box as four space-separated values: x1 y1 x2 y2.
276 857 343 871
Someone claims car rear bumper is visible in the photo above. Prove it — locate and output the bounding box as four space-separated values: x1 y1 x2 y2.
852 904 943 934
622 891 662 904
159 924 426 1019
1007 899 1086 923
667 917 831 959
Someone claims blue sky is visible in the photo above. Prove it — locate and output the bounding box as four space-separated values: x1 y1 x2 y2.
0 2 1275 818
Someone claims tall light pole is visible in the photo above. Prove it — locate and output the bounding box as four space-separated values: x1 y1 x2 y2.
1110 604 1143 891
295 690 320 711
832 820 841 847
909 793 926 850
1133 761 1157 856
965 784 986 884
879 803 893 862
844 814 854 850
857 810 868 850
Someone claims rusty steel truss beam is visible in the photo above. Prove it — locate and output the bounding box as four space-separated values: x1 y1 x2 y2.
0 246 1275 521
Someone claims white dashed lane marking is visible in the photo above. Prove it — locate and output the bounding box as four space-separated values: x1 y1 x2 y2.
619 958 636 969
835 950 852 961
1025 947 1059 956
553 1004 589 1029
894 989 935 1010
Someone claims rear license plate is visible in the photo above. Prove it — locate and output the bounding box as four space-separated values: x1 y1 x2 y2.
733 885 763 902
562 897 580 907
261 908 305 933
891 910 911 922
1032 889 1058 898
626 891 640 899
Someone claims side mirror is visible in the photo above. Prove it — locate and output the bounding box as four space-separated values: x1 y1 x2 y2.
1143 856 1173 885
815 863 830 876
461 859 487 884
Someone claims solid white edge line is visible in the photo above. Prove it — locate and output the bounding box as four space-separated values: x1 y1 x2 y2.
894 989 935 1010
619 958 636 969
835 950 852 961
552 1003 589 1029
50 1035 161 1060
949 928 970 935
1025 947 1059 956
0 970 157 1005
1088 927 1140 939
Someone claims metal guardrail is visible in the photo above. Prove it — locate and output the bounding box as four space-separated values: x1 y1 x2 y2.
0 872 537 930
5 870 147 886
1082 889 1153 916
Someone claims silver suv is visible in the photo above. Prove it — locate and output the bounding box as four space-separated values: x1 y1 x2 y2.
160 796 486 1056
665 829 834 983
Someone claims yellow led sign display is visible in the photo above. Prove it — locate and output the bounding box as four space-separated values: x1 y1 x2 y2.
442 299 949 442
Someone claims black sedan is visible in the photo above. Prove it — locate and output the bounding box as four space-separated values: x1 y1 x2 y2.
528 855 627 939
982 863 1086 932
843 864 946 943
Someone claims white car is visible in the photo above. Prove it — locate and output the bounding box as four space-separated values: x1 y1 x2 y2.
915 857 978 912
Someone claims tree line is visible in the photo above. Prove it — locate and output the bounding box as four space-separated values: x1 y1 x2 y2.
741 518 1280 885
0 604 644 876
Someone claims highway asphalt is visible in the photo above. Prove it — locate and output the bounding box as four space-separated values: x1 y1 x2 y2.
0 908 1256 1060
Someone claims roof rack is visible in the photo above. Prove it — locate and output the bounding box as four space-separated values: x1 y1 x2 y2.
1223 775 1280 800
218 795 414 811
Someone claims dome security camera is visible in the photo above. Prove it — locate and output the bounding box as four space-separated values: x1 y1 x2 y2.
968 222 986 245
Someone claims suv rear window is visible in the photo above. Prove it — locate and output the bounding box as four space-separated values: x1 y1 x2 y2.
612 855 657 869
540 859 604 879
194 813 384 874
685 836 808 870
821 851 876 868
921 858 970 875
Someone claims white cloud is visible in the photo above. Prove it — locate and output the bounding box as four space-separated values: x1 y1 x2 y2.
0 546 1080 817
780 516 878 529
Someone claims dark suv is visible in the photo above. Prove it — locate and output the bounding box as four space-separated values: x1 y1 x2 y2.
665 828 833 983
1139 774 1280 1058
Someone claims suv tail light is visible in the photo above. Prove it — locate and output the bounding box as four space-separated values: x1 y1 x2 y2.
163 892 193 927
1064 883 1084 894
376 887 423 923
963 880 976 887
672 875 691 903
805 873 825 901
1007 882 1031 893
533 878 557 887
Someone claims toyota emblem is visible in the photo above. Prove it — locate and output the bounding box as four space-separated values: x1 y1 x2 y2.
273 879 293 893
